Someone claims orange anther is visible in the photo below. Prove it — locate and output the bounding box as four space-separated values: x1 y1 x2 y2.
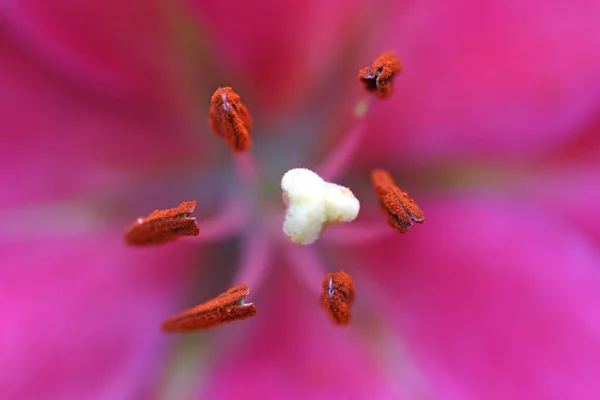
125 201 199 245
162 284 257 332
358 52 402 99
209 87 253 151
371 169 424 233
322 271 355 325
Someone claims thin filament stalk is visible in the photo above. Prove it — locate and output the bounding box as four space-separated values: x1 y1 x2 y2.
316 98 372 181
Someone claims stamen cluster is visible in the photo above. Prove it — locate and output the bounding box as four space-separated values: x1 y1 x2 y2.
123 52 423 332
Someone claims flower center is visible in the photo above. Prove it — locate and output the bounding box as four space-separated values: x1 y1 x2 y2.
124 52 423 332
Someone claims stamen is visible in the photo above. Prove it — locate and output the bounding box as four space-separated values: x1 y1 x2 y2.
194 197 246 243
125 201 200 245
322 271 355 325
208 86 253 152
321 222 392 245
316 99 371 182
358 52 402 99
281 168 360 245
161 284 257 332
371 169 424 233
231 227 271 292
283 243 327 298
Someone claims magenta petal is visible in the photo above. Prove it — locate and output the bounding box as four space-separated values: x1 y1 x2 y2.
191 0 366 110
0 28 202 207
1 0 199 111
0 231 195 399
361 195 600 398
516 161 600 247
362 0 600 163
199 268 401 400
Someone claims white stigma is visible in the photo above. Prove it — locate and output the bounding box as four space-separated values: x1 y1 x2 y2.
281 168 360 245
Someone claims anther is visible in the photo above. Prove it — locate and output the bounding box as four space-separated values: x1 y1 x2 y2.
322 271 355 325
371 169 424 233
208 87 253 151
125 201 200 245
162 284 257 332
358 52 402 99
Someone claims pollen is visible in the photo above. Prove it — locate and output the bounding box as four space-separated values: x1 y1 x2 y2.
358 52 402 99
125 201 200 245
209 86 253 151
281 168 360 245
322 271 355 325
161 284 257 332
371 168 424 233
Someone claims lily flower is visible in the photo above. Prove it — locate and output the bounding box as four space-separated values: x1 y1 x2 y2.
2 0 600 399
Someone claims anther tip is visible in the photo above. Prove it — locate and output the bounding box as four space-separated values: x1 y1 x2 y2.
359 52 402 99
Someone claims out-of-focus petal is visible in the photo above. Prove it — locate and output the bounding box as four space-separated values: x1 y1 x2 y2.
0 231 196 400
362 0 600 164
0 27 205 208
190 0 367 111
516 118 600 245
514 162 600 247
0 0 204 113
198 268 401 400
357 194 600 398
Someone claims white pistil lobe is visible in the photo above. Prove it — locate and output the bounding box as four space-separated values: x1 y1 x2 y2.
281 168 360 245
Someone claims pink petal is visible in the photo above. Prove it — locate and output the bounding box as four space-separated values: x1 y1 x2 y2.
361 0 600 164
199 268 401 400
359 194 600 398
517 120 600 245
0 27 204 208
514 161 600 247
0 0 203 112
0 231 196 399
190 0 366 111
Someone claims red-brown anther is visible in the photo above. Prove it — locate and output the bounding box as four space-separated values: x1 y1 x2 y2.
124 201 200 245
208 86 253 151
358 52 402 99
162 284 257 332
322 271 355 325
371 168 425 233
